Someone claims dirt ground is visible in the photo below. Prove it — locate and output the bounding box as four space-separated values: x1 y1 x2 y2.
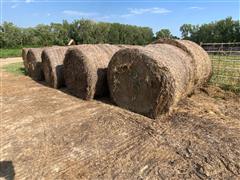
0 58 240 179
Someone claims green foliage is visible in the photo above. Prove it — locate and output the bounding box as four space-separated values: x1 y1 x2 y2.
0 48 22 58
51 21 70 45
156 29 172 39
0 22 22 48
68 20 153 45
2 62 26 76
155 28 179 40
0 17 239 49
180 17 240 43
108 23 120 44
218 84 240 94
0 19 154 49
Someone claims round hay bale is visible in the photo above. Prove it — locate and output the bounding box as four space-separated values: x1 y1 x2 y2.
22 48 30 74
27 48 44 81
42 46 69 89
64 44 125 100
108 42 211 119
152 39 212 87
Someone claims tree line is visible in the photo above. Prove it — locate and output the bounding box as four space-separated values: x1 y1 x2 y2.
0 20 153 48
0 17 239 48
180 17 240 43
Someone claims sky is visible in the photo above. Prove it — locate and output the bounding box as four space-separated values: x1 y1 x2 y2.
1 0 240 37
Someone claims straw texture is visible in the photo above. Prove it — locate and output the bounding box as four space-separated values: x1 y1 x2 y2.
42 46 69 88
27 48 44 81
152 39 212 87
108 41 211 118
64 44 125 100
22 48 30 74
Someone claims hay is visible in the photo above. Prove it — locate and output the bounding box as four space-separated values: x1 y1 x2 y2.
152 39 212 87
108 41 211 118
27 48 45 81
64 44 126 100
42 46 69 89
22 48 30 74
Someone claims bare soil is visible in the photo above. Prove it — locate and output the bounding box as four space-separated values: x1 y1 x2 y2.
0 58 239 179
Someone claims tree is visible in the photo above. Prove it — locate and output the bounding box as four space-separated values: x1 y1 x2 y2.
34 24 54 46
50 21 70 45
180 24 193 40
156 29 172 39
2 17 238 48
0 22 22 48
0 20 155 48
180 17 239 43
108 23 120 44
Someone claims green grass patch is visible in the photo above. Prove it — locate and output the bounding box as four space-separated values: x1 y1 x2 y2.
218 84 240 94
209 54 240 94
2 62 26 76
0 48 22 58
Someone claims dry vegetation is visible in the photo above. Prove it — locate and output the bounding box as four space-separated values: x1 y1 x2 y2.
1 59 240 179
41 46 69 89
26 48 44 81
108 40 212 118
21 48 30 74
64 44 124 100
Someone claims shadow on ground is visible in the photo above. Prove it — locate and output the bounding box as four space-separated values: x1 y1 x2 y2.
0 161 15 180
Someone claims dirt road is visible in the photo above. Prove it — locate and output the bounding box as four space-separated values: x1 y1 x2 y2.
0 58 240 179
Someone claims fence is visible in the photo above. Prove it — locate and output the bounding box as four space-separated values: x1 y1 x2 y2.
201 42 240 93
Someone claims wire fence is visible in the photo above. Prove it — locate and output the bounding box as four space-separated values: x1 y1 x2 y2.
201 42 240 93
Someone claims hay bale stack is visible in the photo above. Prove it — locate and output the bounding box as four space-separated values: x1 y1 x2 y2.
27 48 44 81
42 46 69 89
108 41 211 119
64 44 127 100
22 48 30 73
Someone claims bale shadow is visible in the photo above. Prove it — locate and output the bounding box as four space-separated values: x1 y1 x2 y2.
32 66 114 100
33 79 49 87
29 66 117 107
0 161 15 180
35 79 116 106
56 65 65 88
96 96 115 106
96 68 109 97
